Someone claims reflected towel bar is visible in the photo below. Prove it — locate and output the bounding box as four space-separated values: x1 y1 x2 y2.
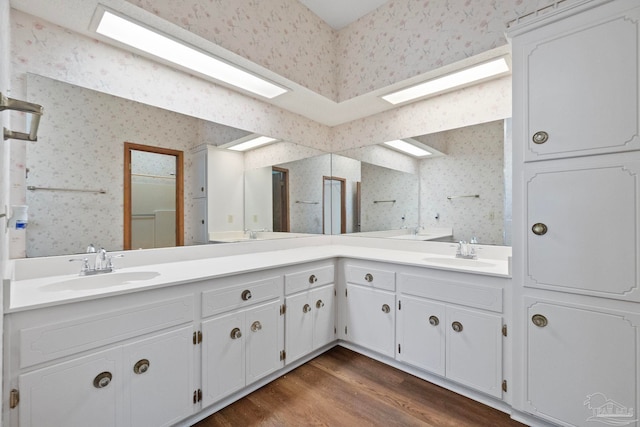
447 194 479 200
27 186 106 194
374 200 396 204
296 200 319 204
1 93 44 141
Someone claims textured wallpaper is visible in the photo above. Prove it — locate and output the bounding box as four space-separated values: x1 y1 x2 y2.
419 120 505 245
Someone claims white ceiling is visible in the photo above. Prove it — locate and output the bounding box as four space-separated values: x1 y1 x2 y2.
298 0 388 30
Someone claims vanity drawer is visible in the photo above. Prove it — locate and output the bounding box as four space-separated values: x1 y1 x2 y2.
398 273 502 313
19 295 194 369
285 265 335 295
201 276 281 318
345 264 395 291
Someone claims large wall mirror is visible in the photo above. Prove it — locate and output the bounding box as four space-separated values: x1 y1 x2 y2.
23 73 329 257
333 119 512 246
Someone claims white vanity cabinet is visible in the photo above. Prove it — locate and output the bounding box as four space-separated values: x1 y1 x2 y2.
199 274 284 407
397 272 504 399
343 262 396 358
7 294 196 427
284 263 336 364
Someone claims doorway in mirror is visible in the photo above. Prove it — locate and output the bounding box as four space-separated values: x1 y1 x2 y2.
272 167 290 232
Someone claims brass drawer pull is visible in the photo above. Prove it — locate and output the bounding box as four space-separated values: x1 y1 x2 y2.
133 359 150 375
309 274 318 284
230 327 242 339
381 304 390 313
532 314 548 328
428 315 439 326
365 273 374 282
241 290 252 301
316 299 325 309
251 321 262 332
93 372 112 389
531 223 548 236
303 303 312 313
532 131 549 144
451 321 463 332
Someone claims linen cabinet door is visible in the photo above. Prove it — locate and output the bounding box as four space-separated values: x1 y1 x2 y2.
201 311 245 407
124 326 195 427
18 347 122 427
526 298 638 427
245 301 282 384
446 306 502 398
525 153 640 301
397 296 445 376
311 284 335 350
285 292 314 364
346 284 395 358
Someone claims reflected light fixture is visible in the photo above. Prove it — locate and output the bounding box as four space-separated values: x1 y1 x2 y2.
381 57 510 105
384 140 432 158
95 10 288 99
228 136 278 151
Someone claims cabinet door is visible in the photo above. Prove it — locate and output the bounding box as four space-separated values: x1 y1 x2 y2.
397 296 445 376
192 198 207 244
311 284 335 350
18 347 122 427
285 292 314 364
192 149 207 198
346 284 395 358
518 0 640 161
526 298 638 427
201 311 245 407
124 326 195 427
525 154 640 301
446 306 502 398
245 301 282 384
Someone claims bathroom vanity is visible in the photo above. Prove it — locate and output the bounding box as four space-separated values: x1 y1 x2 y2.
2 238 514 427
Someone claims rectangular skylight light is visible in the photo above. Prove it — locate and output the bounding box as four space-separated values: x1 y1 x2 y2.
228 136 278 151
381 58 509 105
384 140 432 157
95 10 288 99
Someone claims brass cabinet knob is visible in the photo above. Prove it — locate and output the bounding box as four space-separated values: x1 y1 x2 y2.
428 315 439 326
309 274 318 284
531 223 548 236
230 327 242 339
365 273 374 282
316 299 325 309
532 314 548 328
251 321 262 332
241 290 252 301
303 303 312 313
381 304 391 314
93 372 112 389
532 131 549 144
133 359 150 375
451 321 463 332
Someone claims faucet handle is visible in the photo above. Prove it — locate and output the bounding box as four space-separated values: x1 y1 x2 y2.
86 244 96 253
106 254 124 269
69 257 90 273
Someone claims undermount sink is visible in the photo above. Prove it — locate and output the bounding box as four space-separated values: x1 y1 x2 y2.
422 257 495 268
43 271 160 291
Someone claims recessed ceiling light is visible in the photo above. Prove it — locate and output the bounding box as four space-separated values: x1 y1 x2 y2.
95 10 288 99
384 140 432 158
381 57 510 105
227 136 278 151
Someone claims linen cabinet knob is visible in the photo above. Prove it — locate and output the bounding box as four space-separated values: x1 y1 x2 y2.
316 299 325 309
133 359 150 375
303 304 312 313
93 372 112 389
251 321 262 332
451 321 463 332
241 290 252 301
365 273 374 282
428 315 439 326
230 327 242 339
309 274 318 284
532 131 549 144
381 304 391 313
531 223 548 236
531 314 548 328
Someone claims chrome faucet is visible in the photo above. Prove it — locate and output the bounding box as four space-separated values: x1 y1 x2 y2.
412 225 423 235
244 229 257 239
69 244 123 275
456 240 477 260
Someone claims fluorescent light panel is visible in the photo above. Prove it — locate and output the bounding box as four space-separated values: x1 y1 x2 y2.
382 58 509 105
384 140 432 157
96 10 288 99
228 136 278 151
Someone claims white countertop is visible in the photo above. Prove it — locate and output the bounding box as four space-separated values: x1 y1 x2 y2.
7 243 510 313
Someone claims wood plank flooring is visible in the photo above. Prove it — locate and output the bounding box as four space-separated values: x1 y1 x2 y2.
193 346 525 427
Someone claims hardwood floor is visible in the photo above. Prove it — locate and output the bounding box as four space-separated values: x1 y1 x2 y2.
193 346 525 427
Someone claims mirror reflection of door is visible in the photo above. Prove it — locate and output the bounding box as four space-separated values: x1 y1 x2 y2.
323 176 346 234
124 142 184 250
272 167 290 232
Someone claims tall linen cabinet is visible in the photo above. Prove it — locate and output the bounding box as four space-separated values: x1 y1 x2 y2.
508 1 640 426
